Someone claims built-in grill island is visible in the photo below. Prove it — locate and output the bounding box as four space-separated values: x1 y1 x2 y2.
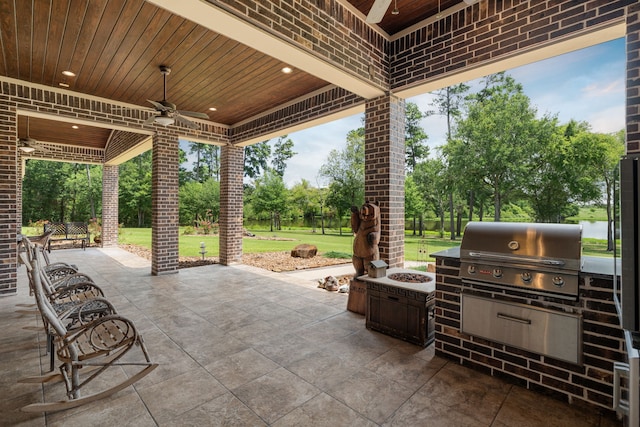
433 221 625 415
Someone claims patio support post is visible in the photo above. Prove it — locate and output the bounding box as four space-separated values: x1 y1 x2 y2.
219 144 244 265
151 131 179 275
627 3 640 156
101 164 119 247
0 104 18 295
364 93 406 268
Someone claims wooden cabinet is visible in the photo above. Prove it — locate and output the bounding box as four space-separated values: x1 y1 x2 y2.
364 272 435 347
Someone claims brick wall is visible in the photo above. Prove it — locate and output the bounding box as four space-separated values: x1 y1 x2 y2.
219 144 244 265
391 0 635 92
434 255 624 412
627 2 640 155
102 165 119 247
211 0 387 90
364 94 405 268
105 130 150 163
231 86 363 144
0 99 18 296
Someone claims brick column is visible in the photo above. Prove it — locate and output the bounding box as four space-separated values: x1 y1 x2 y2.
219 144 244 265
364 94 405 268
628 3 640 155
16 155 22 234
0 104 18 295
101 164 119 247
151 132 179 275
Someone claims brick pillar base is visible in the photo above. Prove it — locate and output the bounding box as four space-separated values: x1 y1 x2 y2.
365 94 405 268
219 144 244 265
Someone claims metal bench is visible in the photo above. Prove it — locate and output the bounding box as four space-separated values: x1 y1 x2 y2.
44 222 90 250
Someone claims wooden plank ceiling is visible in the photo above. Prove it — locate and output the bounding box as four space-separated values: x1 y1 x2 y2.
1 0 453 153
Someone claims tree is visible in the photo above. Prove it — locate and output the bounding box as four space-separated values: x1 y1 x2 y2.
119 152 152 227
454 73 539 221
405 175 426 235
250 169 288 231
244 141 271 178
179 178 220 226
572 129 625 250
431 83 469 238
522 119 602 223
413 157 449 237
405 102 429 172
319 128 365 234
271 135 296 177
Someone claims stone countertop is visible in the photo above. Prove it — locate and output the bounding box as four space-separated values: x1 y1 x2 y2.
430 246 620 277
358 268 436 293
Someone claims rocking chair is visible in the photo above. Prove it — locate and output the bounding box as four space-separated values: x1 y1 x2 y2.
21 248 157 413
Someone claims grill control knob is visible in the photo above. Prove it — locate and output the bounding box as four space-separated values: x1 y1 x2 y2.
493 268 503 278
552 276 564 287
467 265 476 274
521 272 532 283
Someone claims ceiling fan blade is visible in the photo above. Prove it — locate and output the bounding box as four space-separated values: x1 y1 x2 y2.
30 141 52 153
177 110 209 120
147 99 171 112
174 114 199 129
366 0 392 23
143 114 158 126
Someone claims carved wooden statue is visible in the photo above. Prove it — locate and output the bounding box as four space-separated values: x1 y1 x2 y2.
350 201 381 277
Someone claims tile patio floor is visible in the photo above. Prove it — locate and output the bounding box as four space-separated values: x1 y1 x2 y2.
0 247 622 426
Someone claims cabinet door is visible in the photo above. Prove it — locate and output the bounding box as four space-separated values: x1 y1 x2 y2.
379 295 408 333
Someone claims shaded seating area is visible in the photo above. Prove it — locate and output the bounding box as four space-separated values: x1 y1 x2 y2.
0 247 620 425
14 240 157 413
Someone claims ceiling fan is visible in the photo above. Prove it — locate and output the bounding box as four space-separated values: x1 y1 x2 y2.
18 117 50 154
144 65 209 129
366 0 480 24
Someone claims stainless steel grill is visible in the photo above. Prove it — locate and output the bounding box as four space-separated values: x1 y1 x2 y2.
459 222 583 300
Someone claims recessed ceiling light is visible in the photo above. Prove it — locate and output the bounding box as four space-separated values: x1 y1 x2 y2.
72 125 79 129
209 107 217 111
59 82 70 88
281 67 293 74
62 70 76 77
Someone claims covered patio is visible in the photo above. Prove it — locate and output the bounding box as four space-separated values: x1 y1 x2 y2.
0 248 619 425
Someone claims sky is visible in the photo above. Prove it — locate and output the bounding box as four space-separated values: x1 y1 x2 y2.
279 37 626 188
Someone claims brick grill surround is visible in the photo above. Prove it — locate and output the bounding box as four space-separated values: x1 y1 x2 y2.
434 255 625 411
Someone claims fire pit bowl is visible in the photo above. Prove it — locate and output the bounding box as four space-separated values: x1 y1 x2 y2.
387 272 432 283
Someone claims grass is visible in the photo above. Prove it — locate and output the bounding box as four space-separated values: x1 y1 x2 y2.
22 225 614 261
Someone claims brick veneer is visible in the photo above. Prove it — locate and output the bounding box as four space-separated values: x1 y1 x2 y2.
232 87 363 144
151 131 180 275
364 94 406 268
627 2 640 155
102 165 119 248
391 0 635 93
211 0 387 90
219 144 244 265
0 99 18 296
433 255 624 412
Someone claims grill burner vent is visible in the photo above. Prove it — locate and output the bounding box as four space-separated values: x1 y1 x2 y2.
459 222 582 299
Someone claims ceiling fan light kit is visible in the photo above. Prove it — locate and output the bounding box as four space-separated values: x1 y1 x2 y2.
154 115 175 126
19 145 36 153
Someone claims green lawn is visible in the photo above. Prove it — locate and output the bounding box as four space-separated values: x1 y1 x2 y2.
22 226 613 261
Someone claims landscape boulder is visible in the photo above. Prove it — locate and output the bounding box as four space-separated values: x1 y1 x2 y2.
291 244 317 259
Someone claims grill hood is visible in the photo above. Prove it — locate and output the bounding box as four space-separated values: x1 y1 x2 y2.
460 222 583 273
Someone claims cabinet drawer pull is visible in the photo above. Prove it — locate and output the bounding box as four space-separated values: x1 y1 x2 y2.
387 296 399 301
497 312 531 325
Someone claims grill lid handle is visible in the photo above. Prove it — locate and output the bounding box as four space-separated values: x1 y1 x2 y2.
467 251 566 266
